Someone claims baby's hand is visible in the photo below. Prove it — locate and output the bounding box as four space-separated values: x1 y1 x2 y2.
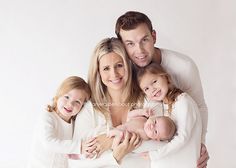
142 108 154 118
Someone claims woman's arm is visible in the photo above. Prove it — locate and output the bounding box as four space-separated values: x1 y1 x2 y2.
112 131 142 163
69 101 142 167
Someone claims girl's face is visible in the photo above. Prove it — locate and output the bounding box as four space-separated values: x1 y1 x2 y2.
99 52 127 92
139 73 169 102
56 89 87 122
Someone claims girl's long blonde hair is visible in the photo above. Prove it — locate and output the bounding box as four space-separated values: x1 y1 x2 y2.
88 38 144 119
137 63 183 114
47 76 91 116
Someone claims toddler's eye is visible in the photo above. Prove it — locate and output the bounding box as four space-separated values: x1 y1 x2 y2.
75 100 81 104
144 87 149 92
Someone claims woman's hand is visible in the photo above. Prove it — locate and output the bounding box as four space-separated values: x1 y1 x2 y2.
95 134 113 157
197 143 209 168
81 137 97 159
112 131 142 163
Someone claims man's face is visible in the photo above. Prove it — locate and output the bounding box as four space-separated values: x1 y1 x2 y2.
120 23 156 67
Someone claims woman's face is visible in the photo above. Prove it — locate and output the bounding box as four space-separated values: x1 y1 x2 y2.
99 52 127 92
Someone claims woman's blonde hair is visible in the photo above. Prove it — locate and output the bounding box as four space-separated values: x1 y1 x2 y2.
47 76 91 115
137 63 183 114
88 37 144 119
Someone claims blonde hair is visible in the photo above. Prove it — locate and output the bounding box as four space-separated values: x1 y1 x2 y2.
47 76 91 115
88 37 144 119
137 63 183 114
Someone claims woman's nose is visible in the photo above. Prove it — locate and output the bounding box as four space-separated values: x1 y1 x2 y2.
110 68 118 77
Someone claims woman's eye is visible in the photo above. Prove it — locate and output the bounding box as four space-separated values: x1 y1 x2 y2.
117 63 124 68
103 67 109 71
64 96 69 99
153 80 157 84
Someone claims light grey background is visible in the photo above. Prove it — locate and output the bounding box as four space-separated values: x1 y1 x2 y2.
0 0 235 167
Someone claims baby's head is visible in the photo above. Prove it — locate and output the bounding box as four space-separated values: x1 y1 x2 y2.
144 116 176 141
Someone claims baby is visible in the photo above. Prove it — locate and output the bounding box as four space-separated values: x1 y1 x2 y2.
108 109 176 142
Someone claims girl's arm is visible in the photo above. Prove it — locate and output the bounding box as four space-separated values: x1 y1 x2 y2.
40 112 81 154
148 94 200 160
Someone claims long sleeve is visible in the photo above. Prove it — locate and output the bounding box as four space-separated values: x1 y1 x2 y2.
27 112 82 168
40 112 81 154
149 93 200 160
161 48 208 143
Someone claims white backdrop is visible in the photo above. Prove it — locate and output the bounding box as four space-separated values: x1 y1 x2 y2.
0 0 235 167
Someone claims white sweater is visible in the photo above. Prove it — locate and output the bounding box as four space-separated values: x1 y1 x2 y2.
27 112 81 168
149 93 202 168
160 48 208 143
68 101 150 168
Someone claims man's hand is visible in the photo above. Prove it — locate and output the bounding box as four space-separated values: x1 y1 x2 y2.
197 143 209 168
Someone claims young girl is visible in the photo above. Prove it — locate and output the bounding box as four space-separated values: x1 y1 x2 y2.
137 63 202 168
27 76 91 168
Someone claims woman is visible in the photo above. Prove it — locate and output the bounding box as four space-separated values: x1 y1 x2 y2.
68 38 149 168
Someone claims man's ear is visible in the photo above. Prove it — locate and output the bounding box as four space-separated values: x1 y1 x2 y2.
152 30 157 44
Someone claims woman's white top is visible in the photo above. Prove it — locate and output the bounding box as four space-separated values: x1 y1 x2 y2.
68 101 150 168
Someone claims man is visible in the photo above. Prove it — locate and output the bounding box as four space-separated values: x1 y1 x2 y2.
115 11 209 168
